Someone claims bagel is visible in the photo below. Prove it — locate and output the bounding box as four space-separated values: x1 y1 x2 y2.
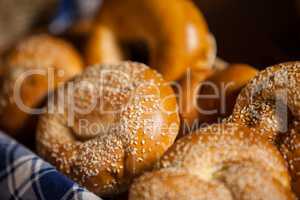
129 123 294 200
178 64 257 136
0 34 83 135
230 62 300 196
178 68 214 130
177 58 228 131
36 62 180 196
197 64 258 124
85 0 216 81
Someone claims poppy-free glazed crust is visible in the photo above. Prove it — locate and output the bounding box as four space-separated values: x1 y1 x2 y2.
85 0 216 81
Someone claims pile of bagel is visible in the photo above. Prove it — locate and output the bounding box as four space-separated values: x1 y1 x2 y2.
0 0 299 199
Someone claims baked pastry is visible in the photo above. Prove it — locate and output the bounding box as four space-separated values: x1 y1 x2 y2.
230 62 300 196
177 58 229 135
36 62 180 196
85 0 216 81
0 34 83 134
197 64 258 124
129 123 294 200
178 64 257 136
178 68 214 130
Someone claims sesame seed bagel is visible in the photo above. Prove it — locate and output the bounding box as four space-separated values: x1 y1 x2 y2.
129 123 294 200
130 164 293 200
230 62 300 196
36 62 180 196
130 168 233 200
0 34 83 134
85 0 216 81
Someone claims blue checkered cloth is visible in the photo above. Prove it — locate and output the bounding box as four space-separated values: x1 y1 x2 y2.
0 132 101 200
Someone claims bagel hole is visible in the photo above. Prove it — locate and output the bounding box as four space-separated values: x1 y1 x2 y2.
120 40 150 65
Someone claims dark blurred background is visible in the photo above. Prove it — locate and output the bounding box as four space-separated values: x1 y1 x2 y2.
0 0 300 70
195 0 300 69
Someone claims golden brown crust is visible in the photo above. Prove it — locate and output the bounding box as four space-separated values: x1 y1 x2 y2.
85 0 215 81
215 162 294 200
197 64 258 124
130 168 233 200
36 62 180 196
177 64 257 137
130 165 294 200
177 58 228 133
178 68 214 129
230 62 300 196
158 123 290 187
129 123 294 200
0 34 83 134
